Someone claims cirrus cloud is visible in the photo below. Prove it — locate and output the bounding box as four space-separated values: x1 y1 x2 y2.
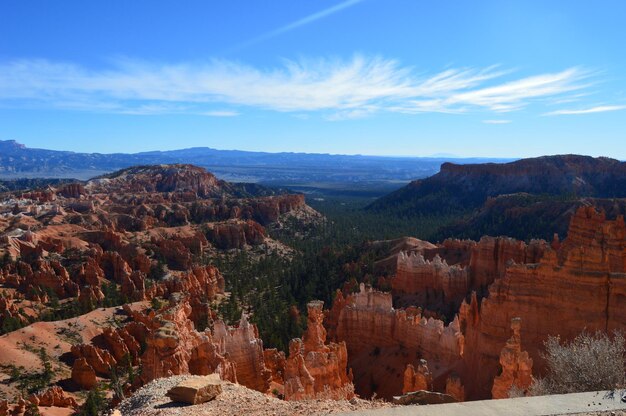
0 56 604 118
544 104 626 116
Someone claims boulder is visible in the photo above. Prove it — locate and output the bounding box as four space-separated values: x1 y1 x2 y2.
166 375 222 405
392 390 457 406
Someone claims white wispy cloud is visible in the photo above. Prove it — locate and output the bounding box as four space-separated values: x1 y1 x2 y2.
233 0 366 50
0 56 602 117
545 104 626 116
482 119 512 124
203 110 240 117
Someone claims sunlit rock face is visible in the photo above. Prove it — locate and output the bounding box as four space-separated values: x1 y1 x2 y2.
460 206 626 399
392 236 546 313
331 284 463 399
284 301 354 401
331 207 625 401
491 318 533 399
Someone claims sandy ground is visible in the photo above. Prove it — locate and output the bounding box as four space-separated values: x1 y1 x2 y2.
0 302 147 401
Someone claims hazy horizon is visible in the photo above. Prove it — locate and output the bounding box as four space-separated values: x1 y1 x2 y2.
7 138 626 161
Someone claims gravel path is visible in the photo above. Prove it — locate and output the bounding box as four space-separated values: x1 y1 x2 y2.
117 376 393 416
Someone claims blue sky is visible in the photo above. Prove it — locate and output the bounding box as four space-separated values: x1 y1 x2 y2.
1 0 625 157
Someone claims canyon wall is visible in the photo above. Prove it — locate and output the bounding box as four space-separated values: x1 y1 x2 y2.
332 284 463 399
460 207 626 399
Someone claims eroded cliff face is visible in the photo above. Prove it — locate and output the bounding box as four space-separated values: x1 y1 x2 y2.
392 237 546 314
284 301 354 401
331 207 625 401
394 252 469 310
213 315 272 392
460 207 626 399
332 284 463 399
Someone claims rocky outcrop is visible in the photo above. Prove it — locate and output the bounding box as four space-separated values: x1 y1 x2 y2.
71 344 117 377
459 207 626 399
139 299 248 388
445 374 465 402
58 183 85 199
3 259 79 299
140 300 200 382
491 318 533 399
264 348 286 385
212 315 271 392
284 301 354 401
87 165 222 197
392 237 546 316
368 155 626 217
333 284 463 399
392 390 457 405
402 360 432 394
468 236 546 290
154 238 193 270
29 386 79 409
72 357 97 390
206 220 266 249
394 252 469 308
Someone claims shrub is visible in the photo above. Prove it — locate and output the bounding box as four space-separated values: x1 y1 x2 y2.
530 331 625 395
78 384 108 416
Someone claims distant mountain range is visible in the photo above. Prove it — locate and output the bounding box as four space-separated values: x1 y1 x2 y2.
0 140 510 196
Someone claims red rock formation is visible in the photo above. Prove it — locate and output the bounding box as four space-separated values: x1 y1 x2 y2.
284 339 315 400
250 194 307 225
468 236 546 290
72 357 97 390
445 374 465 402
188 331 237 383
264 348 286 385
101 251 132 282
140 299 239 386
402 359 432 393
459 207 626 399
491 318 533 399
394 252 469 307
0 293 29 329
4 259 79 299
140 300 197 381
391 237 546 316
333 284 463 399
58 183 85 199
212 315 271 392
206 220 266 249
154 238 192 270
29 386 78 409
71 344 117 377
102 326 142 364
284 301 354 401
78 285 105 309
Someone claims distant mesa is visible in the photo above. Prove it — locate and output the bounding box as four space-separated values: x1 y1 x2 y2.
368 154 626 240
